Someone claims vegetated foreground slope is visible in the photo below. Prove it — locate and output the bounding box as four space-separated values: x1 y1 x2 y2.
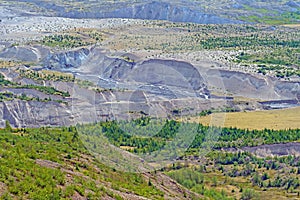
0 117 300 199
70 119 300 199
0 126 199 200
0 2 299 200
187 106 300 130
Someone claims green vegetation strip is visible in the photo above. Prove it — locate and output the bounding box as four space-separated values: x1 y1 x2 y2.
1 117 299 199
0 126 163 199
83 118 300 154
41 34 92 48
0 73 70 99
240 11 300 25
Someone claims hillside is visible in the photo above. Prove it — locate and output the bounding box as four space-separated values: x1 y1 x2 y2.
1 0 300 25
0 126 199 199
0 13 299 128
1 119 300 199
0 0 299 199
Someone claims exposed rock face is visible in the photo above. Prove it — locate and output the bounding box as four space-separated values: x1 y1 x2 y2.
0 95 228 128
43 47 210 99
9 0 241 24
222 142 300 157
45 48 90 69
285 1 300 8
0 45 50 62
0 100 72 127
99 1 241 24
274 81 300 100
204 69 300 100
243 143 300 157
0 46 299 128
0 46 36 62
2 45 299 101
127 59 209 98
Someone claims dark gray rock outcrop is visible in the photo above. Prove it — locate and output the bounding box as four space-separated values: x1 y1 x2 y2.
204 69 300 100
274 81 300 100
0 46 37 62
0 45 50 62
100 1 241 24
43 47 210 99
285 1 300 8
7 0 242 24
45 48 90 69
0 100 72 127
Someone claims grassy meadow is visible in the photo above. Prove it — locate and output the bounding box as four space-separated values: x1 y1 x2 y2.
184 106 300 130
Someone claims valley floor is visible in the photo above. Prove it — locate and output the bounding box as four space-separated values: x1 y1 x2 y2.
184 106 300 130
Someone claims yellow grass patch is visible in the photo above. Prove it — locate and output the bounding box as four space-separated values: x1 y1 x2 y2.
40 70 74 78
184 107 300 130
281 24 300 28
0 60 19 68
120 146 135 151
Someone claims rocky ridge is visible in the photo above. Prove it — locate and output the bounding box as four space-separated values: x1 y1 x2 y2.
0 45 299 127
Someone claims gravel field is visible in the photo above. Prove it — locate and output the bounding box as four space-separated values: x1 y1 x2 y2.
0 12 144 43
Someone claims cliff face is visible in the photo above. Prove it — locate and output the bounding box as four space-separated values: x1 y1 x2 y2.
92 1 241 24
43 47 210 99
0 100 73 128
44 48 90 69
4 0 242 24
0 45 223 128
0 45 50 63
0 45 211 100
44 47 299 101
2 0 299 24
0 95 229 128
0 46 299 128
204 69 300 101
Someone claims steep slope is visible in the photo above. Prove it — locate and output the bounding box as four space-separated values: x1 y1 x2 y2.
1 0 241 24
0 127 201 199
203 68 300 101
0 45 299 128
43 47 210 99
1 0 299 24
43 47 300 101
